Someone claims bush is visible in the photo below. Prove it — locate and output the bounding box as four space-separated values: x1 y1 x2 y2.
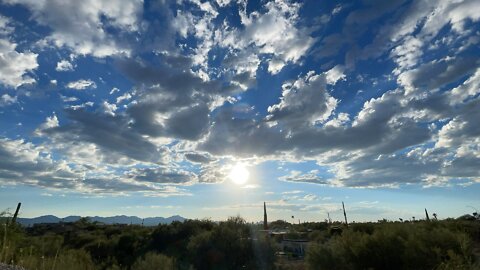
131 252 175 270
18 249 95 270
306 222 477 270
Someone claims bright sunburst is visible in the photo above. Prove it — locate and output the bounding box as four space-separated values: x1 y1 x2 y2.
228 163 250 185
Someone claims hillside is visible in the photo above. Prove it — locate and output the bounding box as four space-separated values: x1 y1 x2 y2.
17 215 186 227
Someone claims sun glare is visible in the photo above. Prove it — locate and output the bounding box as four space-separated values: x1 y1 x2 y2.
228 163 250 185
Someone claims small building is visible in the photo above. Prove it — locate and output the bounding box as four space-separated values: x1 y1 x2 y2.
281 239 310 257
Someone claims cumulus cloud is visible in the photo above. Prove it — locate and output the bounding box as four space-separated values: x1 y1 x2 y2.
3 0 143 57
325 65 346 85
449 68 480 104
128 167 197 185
199 108 287 157
184 152 215 164
0 93 17 106
398 57 478 93
0 136 189 196
0 137 80 190
109 87 120 95
37 114 59 130
101 101 117 116
66 79 97 90
2 0 480 193
197 163 229 184
0 40 38 88
173 0 315 79
0 16 38 88
267 71 337 128
236 0 314 74
55 59 74 71
116 55 241 141
38 108 168 164
320 0 480 72
279 170 328 185
300 194 318 201
116 92 132 104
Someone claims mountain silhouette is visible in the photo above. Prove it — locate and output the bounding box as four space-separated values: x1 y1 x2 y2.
17 215 186 226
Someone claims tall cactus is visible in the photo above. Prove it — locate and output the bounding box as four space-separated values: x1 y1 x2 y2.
10 203 21 226
425 208 430 222
342 201 348 227
263 202 268 230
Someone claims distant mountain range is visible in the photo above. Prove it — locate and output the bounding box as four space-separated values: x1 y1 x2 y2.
17 215 186 227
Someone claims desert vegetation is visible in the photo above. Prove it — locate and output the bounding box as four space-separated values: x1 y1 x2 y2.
1 211 479 269
1 214 274 270
306 220 480 270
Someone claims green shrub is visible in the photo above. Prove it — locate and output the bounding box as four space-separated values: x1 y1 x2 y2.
306 222 477 270
131 252 176 270
18 249 95 270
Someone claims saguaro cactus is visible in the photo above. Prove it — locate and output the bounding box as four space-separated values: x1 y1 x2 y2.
425 208 430 222
342 201 348 227
10 203 21 226
263 202 268 230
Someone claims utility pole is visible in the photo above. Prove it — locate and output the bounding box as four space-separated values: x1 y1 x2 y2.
342 201 348 227
425 208 430 222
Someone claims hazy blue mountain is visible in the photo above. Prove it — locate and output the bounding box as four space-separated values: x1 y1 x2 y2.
17 215 186 226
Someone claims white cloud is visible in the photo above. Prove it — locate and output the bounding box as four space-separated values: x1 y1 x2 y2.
109 87 120 95
127 167 198 185
325 113 350 128
66 79 97 90
421 0 480 37
60 95 78 102
267 71 337 128
68 101 94 110
2 0 480 193
3 0 143 57
101 101 117 116
332 5 343 15
325 65 346 85
35 114 59 136
449 68 480 104
0 15 13 34
0 140 188 196
301 194 318 201
215 0 232 7
175 0 314 79
116 92 132 104
55 59 74 71
0 93 17 106
391 36 423 74
282 190 304 195
388 0 480 74
397 57 478 94
0 40 38 88
236 0 314 74
279 170 328 185
0 16 38 88
43 114 59 128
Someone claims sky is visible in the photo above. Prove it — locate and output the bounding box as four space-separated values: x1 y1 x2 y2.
0 0 479 222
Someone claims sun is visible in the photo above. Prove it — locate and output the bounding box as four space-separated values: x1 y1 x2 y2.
228 163 250 185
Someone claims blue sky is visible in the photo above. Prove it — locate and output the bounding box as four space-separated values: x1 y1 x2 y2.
1 0 479 222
